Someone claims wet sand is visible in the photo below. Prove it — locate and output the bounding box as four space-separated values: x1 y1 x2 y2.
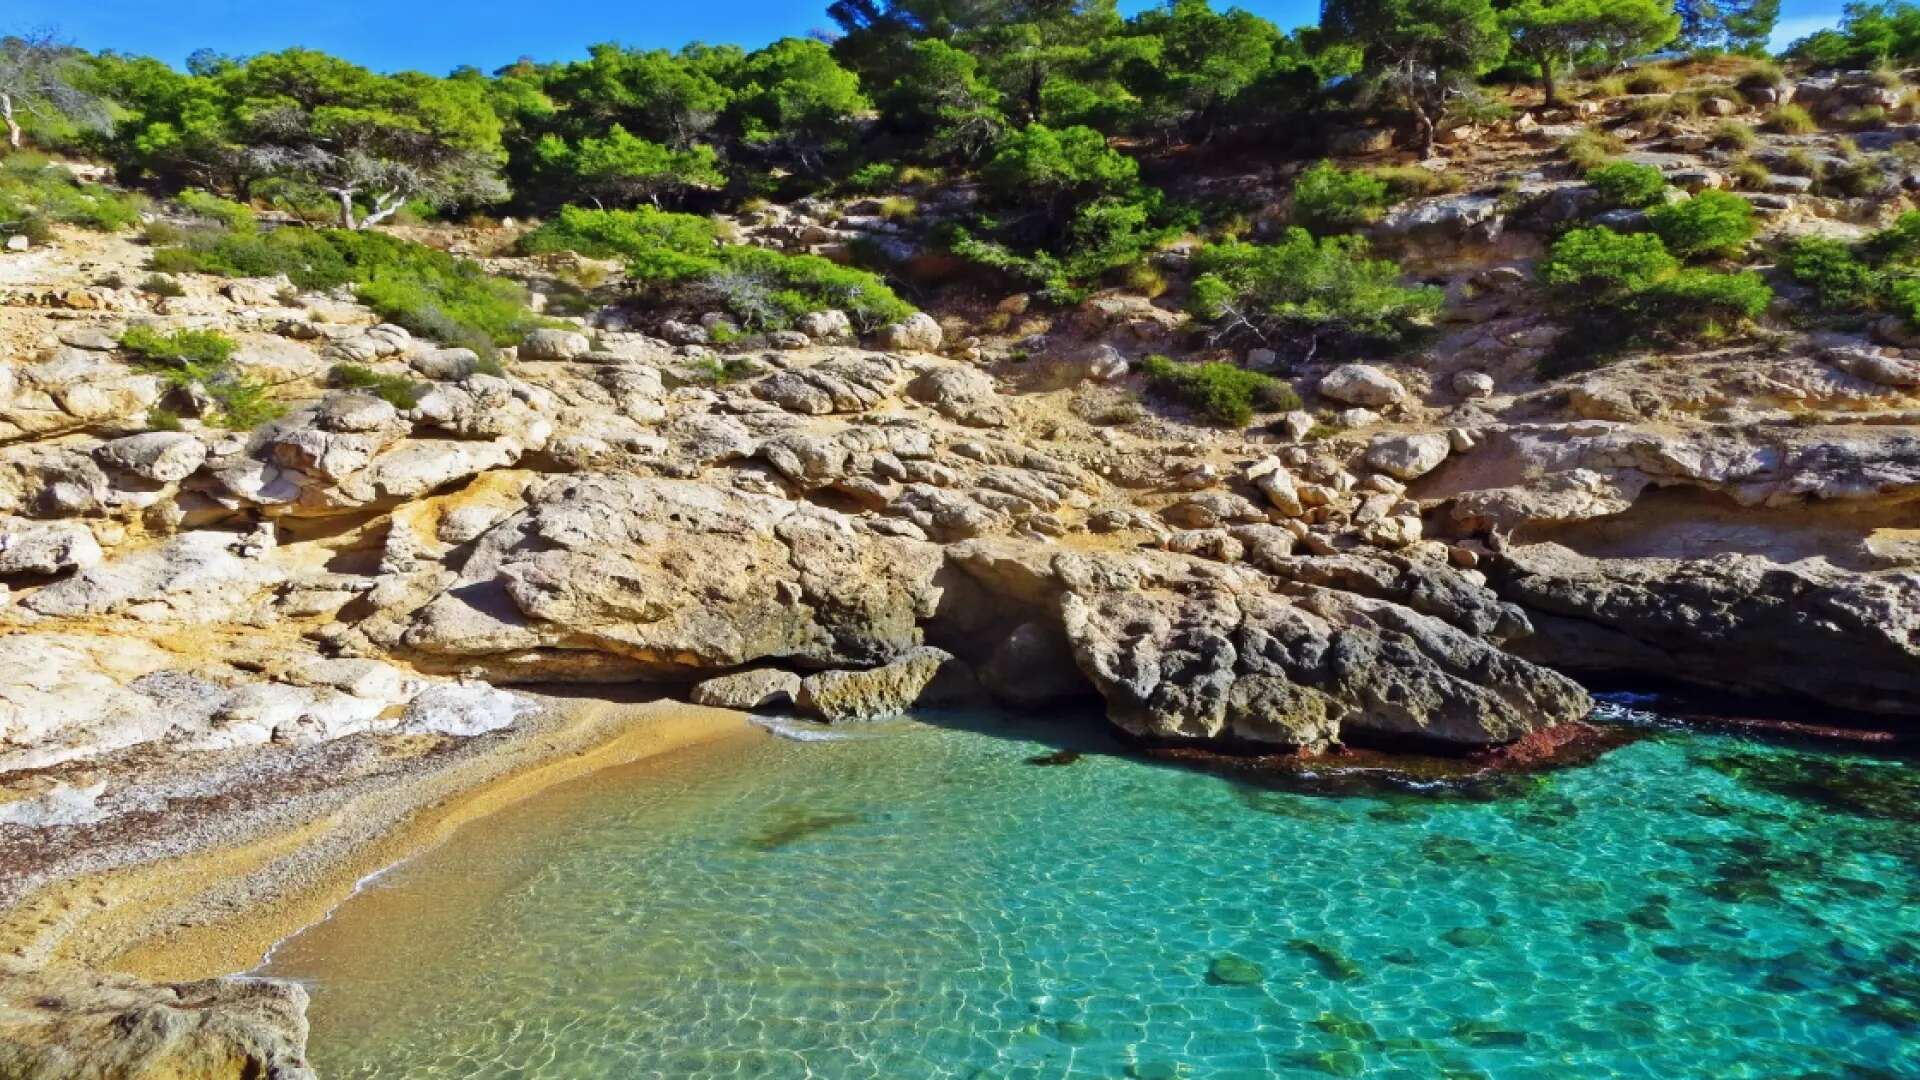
0 693 759 984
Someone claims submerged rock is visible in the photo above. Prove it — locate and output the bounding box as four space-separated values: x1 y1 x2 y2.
1206 954 1265 986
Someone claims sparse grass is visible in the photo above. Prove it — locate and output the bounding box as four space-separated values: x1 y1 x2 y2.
1120 262 1169 298
145 406 184 432
1767 104 1817 134
1367 165 1464 199
1778 148 1820 179
1710 120 1757 151
690 354 762 385
1624 66 1687 94
139 273 185 297
1562 130 1626 172
878 196 918 223
1138 354 1301 427
1731 158 1773 190
328 363 427 408
1841 105 1889 131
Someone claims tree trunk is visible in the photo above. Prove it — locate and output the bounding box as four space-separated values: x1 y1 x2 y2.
332 188 358 230
1 94 20 151
1542 57 1559 108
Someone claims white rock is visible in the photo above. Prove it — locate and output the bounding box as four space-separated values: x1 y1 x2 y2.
1453 371 1495 399
1319 364 1406 407
1365 432 1452 480
399 682 538 737
879 312 943 353
521 328 592 361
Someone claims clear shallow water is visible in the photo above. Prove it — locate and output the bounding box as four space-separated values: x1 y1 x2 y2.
265 710 1920 1079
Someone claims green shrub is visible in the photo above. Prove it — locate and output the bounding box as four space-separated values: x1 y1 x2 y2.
1647 191 1755 260
1585 162 1668 210
155 225 547 355
1187 229 1442 349
1291 161 1390 233
698 246 915 331
145 406 184 432
1138 355 1300 427
1767 104 1817 134
174 190 257 232
690 355 763 385
119 327 282 430
0 155 142 235
1781 213 1920 327
1562 130 1626 172
843 162 898 193
119 326 237 368
521 206 913 330
1637 269 1773 337
1538 228 1678 302
328 363 427 408
143 220 188 247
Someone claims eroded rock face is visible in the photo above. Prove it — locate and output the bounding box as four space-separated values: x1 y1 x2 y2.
389 474 947 679
1492 544 1920 715
0 959 314 1080
948 542 1590 751
797 646 977 721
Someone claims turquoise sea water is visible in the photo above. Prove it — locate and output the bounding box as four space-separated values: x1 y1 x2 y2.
264 707 1920 1079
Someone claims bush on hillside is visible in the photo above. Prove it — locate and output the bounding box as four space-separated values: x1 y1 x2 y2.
1291 161 1390 233
328 363 427 409
1537 226 1770 359
1647 190 1755 260
518 207 913 331
0 153 142 234
153 225 547 355
1186 229 1442 349
1781 236 1881 309
1537 227 1677 301
1138 355 1300 427
119 326 283 430
1584 162 1668 210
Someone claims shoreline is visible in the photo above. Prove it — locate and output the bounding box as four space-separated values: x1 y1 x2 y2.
0 693 760 985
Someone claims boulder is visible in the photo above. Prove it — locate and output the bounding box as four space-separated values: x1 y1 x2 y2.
0 959 315 1080
906 365 1006 427
1365 432 1452 481
0 518 102 576
1453 371 1496 399
877 312 943 353
691 668 804 711
520 328 591 361
797 647 977 721
1319 364 1406 407
797 309 853 342
93 432 207 484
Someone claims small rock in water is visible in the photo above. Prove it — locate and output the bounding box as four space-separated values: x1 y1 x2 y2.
1025 749 1081 767
1206 953 1265 986
1450 1020 1531 1049
1442 926 1496 949
1289 938 1363 981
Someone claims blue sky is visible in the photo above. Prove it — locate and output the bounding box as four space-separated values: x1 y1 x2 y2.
9 0 1845 75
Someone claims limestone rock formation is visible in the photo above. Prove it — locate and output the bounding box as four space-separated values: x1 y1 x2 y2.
0 960 313 1080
